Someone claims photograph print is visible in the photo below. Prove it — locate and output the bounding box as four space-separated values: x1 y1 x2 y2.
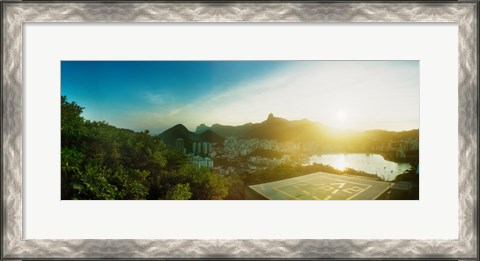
61 61 419 200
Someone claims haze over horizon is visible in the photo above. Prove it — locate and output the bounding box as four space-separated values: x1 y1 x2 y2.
61 61 419 134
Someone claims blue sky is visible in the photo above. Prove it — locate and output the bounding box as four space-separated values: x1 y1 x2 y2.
61 61 419 134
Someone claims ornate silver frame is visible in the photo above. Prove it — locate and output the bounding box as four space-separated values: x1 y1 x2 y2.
1 1 478 260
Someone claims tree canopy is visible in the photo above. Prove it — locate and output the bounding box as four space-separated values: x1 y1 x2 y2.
61 96 229 200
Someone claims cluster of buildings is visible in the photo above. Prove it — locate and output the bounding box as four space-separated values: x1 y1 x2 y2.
191 155 214 168
222 137 301 157
175 138 186 153
372 139 419 159
174 138 214 169
192 141 212 157
248 154 292 166
373 139 419 152
173 135 419 174
191 141 214 168
211 137 302 174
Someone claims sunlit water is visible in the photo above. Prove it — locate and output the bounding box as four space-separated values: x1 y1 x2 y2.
306 153 412 181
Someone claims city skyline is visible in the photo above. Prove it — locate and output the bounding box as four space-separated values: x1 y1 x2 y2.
61 60 419 134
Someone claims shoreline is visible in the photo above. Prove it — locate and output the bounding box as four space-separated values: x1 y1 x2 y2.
305 151 419 165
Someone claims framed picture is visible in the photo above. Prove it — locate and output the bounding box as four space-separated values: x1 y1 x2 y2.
60 60 420 201
1 1 477 259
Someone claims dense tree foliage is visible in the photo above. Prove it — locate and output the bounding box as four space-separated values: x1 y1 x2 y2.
61 96 229 200
393 167 419 200
248 149 283 159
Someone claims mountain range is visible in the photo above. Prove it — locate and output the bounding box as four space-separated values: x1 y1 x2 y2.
158 113 419 153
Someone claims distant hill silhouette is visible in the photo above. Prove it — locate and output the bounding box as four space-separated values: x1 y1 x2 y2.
248 114 330 142
196 113 330 142
205 122 254 138
159 124 225 153
199 129 225 144
195 123 210 134
361 129 419 141
160 114 419 151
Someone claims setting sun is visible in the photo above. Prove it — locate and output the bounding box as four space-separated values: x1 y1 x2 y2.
336 110 347 122
331 109 350 129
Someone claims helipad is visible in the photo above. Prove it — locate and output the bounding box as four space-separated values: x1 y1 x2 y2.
249 172 391 200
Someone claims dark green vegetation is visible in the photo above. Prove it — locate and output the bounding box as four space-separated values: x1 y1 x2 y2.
61 96 230 200
249 149 284 159
392 167 420 200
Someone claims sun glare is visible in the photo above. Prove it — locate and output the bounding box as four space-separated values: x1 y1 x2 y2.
332 110 350 129
333 155 347 171
336 110 347 121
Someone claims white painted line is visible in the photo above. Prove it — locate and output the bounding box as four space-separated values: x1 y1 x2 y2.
248 186 272 200
273 187 301 200
346 185 372 200
330 182 346 188
320 172 385 183
313 175 370 186
371 184 393 200
273 180 301 191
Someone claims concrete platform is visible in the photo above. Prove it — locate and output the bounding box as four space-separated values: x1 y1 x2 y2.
249 172 391 200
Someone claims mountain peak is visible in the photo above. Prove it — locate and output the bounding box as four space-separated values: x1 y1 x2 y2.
172 123 188 131
265 113 287 123
267 113 275 120
195 123 210 134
